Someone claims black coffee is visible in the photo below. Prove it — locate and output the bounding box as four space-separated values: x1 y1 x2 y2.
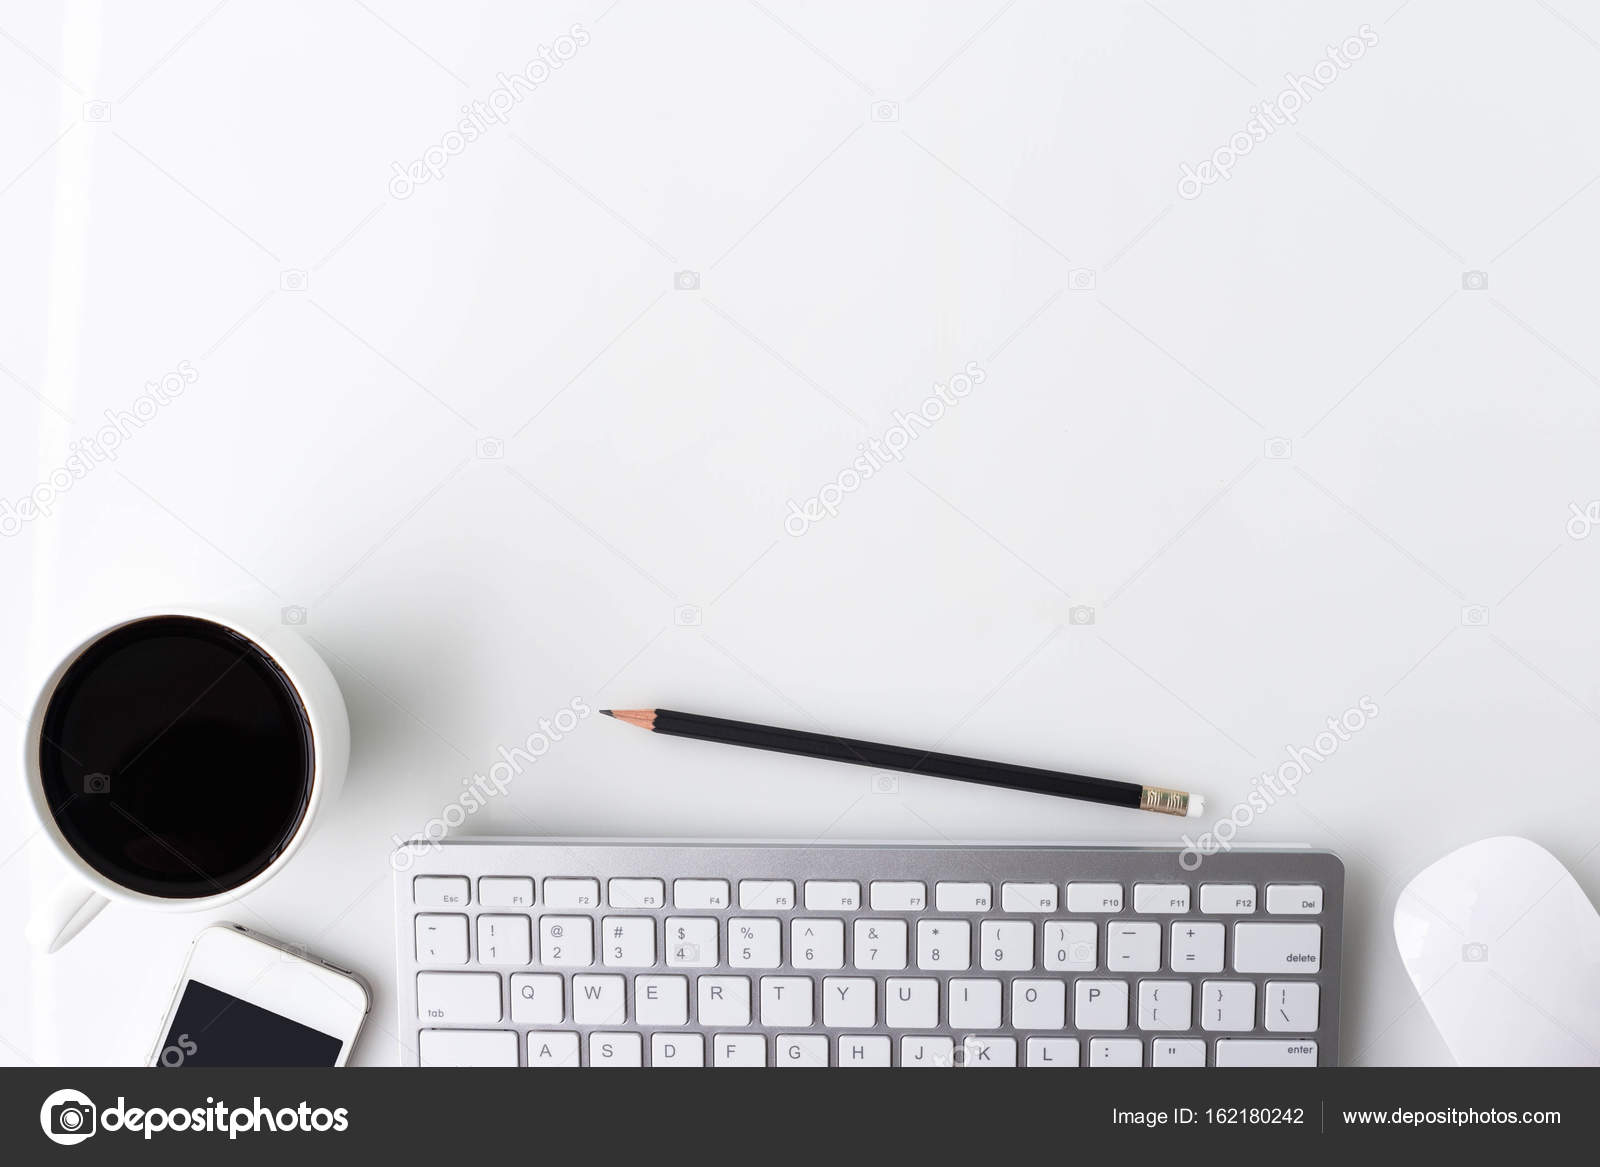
38 616 313 898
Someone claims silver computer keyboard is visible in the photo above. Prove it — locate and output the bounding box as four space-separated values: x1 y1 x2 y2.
393 839 1343 1067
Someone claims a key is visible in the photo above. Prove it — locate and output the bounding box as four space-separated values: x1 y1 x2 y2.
791 918 845 969
527 1031 581 1067
476 914 531 965
885 977 939 1028
419 1029 516 1066
635 974 689 1026
510 972 564 1024
1089 1037 1143 1066
1001 882 1058 912
1233 923 1321 973
948 978 1002 1029
728 917 782 968
901 1036 955 1067
600 916 656 967
935 882 992 911
1074 979 1130 1029
1133 883 1191 913
673 878 730 909
1168 921 1224 972
853 918 908 969
1138 980 1193 1030
1201 883 1258 913
538 915 593 966
572 974 626 1025
413 876 469 907
776 1034 829 1066
477 876 533 908
916 919 971 970
961 1036 1016 1067
1107 921 1160 971
804 880 861 910
1215 1039 1318 1066
1266 884 1323 914
664 917 718 967
416 971 500 1023
1043 920 1097 970
608 878 664 908
760 976 814 1027
822 977 876 1027
1011 978 1066 1029
414 914 468 964
980 919 1035 970
738 880 795 910
651 1033 704 1067
838 1035 891 1066
1264 981 1320 1031
870 881 926 910
543 878 600 908
1066 882 1123 912
1025 1037 1080 1066
712 1033 766 1066
698 975 752 1026
1153 1038 1207 1066
1200 980 1257 1031
589 1032 642 1067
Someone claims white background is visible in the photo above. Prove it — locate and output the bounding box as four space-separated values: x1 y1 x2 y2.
3 0 1599 1066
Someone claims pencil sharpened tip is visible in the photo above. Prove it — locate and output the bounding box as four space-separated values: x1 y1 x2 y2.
599 709 614 717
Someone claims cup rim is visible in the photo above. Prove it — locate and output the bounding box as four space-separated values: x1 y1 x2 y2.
22 606 332 909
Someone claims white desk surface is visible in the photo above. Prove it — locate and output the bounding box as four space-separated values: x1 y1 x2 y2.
4 1 1600 1067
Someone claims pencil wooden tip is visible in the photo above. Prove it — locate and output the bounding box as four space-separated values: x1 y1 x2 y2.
606 708 656 730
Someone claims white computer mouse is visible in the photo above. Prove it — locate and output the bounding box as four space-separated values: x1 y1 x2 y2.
1393 835 1600 1065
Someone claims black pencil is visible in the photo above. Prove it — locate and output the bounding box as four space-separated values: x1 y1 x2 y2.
601 708 1203 818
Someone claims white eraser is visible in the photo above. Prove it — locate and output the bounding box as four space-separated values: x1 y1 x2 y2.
1186 793 1206 817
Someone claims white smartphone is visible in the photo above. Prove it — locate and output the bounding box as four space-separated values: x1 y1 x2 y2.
149 924 370 1067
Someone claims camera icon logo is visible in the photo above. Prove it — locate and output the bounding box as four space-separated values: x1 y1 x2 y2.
674 604 702 627
280 269 308 292
1460 604 1489 627
476 437 505 460
673 270 700 291
1264 436 1293 460
281 605 308 626
1067 268 1097 291
1461 941 1489 963
1461 270 1488 291
870 100 900 123
869 774 899 795
1068 604 1097 626
40 1088 97 1145
82 101 111 123
82 772 111 795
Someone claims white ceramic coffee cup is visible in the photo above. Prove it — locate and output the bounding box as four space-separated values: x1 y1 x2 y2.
21 607 350 952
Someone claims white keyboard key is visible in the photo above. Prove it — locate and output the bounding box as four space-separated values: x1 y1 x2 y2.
413 876 469 907
760 976 814 1027
1200 980 1257 1031
979 920 1034 970
1153 1038 1208 1066
739 879 795 910
539 915 592 966
1234 923 1321 973
792 918 845 969
1267 884 1323 914
870 881 927 911
854 918 908 969
543 877 601 908
1133 883 1191 913
477 876 533 908
935 881 992 911
1011 979 1066 1029
948 978 1002 1029
1026 1036 1080 1066
476 914 531 965
885 977 939 1028
1138 980 1193 1030
1043 920 1097 970
589 1031 642 1067
728 917 782 968
1066 882 1123 912
673 878 730 909
916 919 971 970
698 975 751 1026
414 914 468 964
635 974 689 1026
608 878 665 908
1074 979 1129 1029
838 1035 891 1066
1169 921 1225 972
962 1035 1016 1067
651 1033 704 1066
712 1033 766 1066
572 974 627 1025
901 1035 956 1067
527 1031 581 1067
805 880 861 910
823 977 876 1027
1001 882 1058 912
1107 920 1160 971
1264 981 1320 1032
1089 1037 1143 1066
1215 1039 1318 1067
664 917 718 967
776 1034 830 1066
419 1029 517 1066
1201 883 1258 913
510 972 564 1024
600 916 656 967
416 972 501 1024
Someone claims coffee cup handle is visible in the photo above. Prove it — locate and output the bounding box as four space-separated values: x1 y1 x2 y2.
27 876 109 953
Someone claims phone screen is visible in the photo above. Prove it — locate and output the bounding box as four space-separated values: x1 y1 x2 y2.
157 979 343 1067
